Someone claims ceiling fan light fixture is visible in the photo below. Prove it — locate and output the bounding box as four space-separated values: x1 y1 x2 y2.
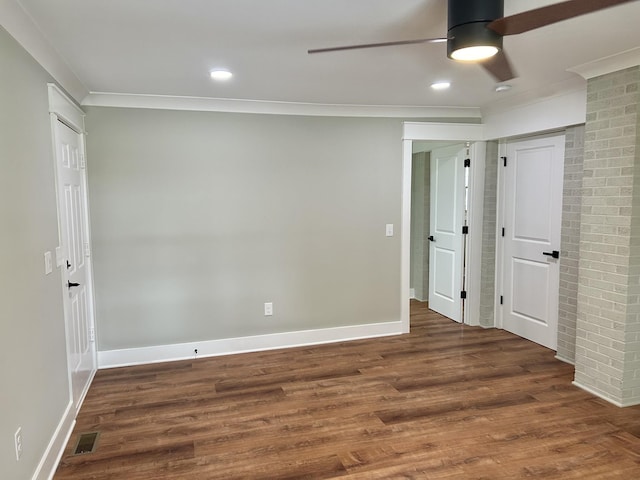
447 0 504 62
451 45 499 61
447 21 503 63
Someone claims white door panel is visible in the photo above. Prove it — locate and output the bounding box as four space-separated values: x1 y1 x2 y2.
432 247 455 301
502 135 564 349
55 119 96 413
429 144 466 322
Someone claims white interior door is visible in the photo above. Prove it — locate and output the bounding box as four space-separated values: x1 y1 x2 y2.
54 119 96 413
428 144 466 322
502 135 564 349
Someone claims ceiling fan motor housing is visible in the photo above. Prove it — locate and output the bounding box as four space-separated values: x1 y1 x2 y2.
447 0 504 59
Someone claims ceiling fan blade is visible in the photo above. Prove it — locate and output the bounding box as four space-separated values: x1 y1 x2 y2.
480 50 516 82
488 0 636 36
308 37 447 54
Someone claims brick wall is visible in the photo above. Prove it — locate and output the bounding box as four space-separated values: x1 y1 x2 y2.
574 66 640 406
557 125 585 363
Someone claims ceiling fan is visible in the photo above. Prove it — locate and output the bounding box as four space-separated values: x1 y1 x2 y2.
308 0 636 82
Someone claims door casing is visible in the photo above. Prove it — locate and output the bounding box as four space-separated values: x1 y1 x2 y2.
48 84 97 414
402 123 485 329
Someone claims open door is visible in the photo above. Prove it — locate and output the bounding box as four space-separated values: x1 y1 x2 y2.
428 144 466 322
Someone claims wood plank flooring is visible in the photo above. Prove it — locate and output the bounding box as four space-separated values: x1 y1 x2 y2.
54 301 640 479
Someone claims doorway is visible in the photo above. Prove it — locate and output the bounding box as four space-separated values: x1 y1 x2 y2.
402 123 485 329
49 84 97 415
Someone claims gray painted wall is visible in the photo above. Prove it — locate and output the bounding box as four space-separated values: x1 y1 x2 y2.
0 27 71 480
410 151 430 301
85 107 403 351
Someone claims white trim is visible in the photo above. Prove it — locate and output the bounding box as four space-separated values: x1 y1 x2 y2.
572 381 640 408
494 140 507 330
31 401 75 480
48 84 85 132
409 288 416 299
401 139 413 333
567 47 640 80
98 321 404 369
403 122 485 141
482 89 586 140
402 122 485 326
81 92 482 119
0 0 88 101
555 354 575 366
465 142 486 326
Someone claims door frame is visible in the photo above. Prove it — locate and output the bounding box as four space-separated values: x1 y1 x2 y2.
402 122 485 329
48 83 97 412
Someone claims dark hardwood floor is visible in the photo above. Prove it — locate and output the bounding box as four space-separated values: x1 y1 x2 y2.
54 301 640 479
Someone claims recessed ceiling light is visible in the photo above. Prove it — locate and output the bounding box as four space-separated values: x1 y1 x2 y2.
210 69 233 81
495 84 512 93
431 82 451 90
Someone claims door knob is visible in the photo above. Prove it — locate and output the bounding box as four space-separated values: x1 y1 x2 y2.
67 281 80 288
542 250 560 259
428 236 435 242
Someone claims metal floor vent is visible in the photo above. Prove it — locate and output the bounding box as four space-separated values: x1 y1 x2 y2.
73 432 100 455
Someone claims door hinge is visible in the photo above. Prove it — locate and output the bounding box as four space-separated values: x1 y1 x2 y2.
80 154 86 169
462 225 469 234
501 156 507 167
89 327 95 342
501 227 505 237
460 290 467 299
464 158 471 168
84 242 91 257
500 295 503 305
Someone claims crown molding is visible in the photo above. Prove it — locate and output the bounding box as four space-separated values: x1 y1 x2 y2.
1 0 88 101
81 92 482 119
567 47 640 80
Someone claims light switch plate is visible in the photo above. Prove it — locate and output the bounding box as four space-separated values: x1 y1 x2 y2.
44 251 53 275
386 224 394 237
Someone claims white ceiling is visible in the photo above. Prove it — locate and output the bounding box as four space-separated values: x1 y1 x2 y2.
14 0 640 109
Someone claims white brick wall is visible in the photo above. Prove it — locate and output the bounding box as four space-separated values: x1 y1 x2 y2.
574 66 640 406
557 125 585 363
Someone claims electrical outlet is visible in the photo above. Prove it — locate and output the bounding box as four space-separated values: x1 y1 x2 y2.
14 427 22 461
264 302 273 316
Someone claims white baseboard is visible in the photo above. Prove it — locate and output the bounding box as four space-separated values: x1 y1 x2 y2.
409 288 416 299
572 380 640 408
555 354 575 365
32 401 75 480
98 321 404 369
